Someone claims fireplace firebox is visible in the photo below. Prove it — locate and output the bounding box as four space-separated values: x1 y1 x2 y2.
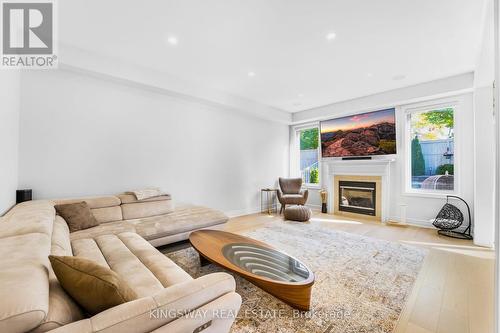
338 181 376 216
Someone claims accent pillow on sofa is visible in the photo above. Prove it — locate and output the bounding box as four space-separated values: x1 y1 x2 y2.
54 201 99 232
49 255 138 315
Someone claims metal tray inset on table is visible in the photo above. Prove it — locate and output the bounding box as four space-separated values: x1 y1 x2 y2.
189 230 315 310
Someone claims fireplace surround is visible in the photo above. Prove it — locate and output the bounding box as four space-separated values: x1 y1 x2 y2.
324 159 395 222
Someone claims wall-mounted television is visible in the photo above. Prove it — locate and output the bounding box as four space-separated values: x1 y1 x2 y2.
320 108 396 158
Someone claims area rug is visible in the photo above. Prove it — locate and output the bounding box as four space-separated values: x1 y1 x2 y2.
163 222 427 333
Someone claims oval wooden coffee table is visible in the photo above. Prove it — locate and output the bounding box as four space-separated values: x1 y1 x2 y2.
189 230 315 311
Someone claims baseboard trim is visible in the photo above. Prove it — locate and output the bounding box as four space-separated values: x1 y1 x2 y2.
225 206 261 218
0 202 16 217
388 215 470 233
389 216 434 228
225 210 472 236
226 203 320 218
472 239 495 248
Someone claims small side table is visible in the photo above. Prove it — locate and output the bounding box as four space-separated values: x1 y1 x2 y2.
260 189 278 215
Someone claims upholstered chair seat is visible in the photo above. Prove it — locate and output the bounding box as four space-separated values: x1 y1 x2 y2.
279 194 306 204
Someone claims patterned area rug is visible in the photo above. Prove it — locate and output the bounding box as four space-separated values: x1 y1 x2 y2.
163 221 427 333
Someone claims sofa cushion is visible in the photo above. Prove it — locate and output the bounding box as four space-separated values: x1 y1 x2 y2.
148 223 225 247
0 200 55 239
0 264 49 333
70 220 136 241
90 206 123 224
129 204 228 241
117 232 192 287
125 188 167 201
71 233 192 297
118 194 172 204
51 216 73 256
0 201 56 332
0 233 51 333
81 234 165 297
30 216 85 333
121 199 174 220
54 196 124 224
54 196 121 209
55 202 99 232
72 238 111 268
49 255 138 315
31 269 85 333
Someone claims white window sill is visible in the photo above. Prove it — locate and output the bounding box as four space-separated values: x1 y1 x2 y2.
302 184 321 190
402 190 459 199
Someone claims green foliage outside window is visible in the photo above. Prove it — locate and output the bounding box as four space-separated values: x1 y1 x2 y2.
300 128 319 150
436 164 454 175
411 136 425 176
422 108 454 129
309 167 319 184
412 108 454 140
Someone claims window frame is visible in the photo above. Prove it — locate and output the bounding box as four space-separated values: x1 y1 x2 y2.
293 123 321 189
402 98 462 197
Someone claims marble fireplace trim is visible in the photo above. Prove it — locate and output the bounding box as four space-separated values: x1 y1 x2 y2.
324 159 395 222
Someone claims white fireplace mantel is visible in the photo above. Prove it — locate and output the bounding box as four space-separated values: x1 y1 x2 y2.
323 158 395 222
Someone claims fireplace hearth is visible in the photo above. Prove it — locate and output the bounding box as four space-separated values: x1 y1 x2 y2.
338 181 376 216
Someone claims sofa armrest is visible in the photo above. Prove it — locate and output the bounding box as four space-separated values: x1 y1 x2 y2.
48 273 240 333
150 292 241 333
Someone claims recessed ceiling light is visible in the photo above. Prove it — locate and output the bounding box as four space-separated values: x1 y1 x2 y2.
393 74 406 80
297 93 304 98
247 71 256 77
167 36 178 45
326 32 337 41
366 73 373 78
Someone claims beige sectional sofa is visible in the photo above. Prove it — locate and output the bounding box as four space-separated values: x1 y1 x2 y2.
0 195 241 333
57 194 229 246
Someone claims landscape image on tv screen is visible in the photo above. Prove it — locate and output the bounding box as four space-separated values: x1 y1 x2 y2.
321 108 396 157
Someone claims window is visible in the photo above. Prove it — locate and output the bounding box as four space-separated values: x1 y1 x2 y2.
298 127 320 185
408 107 455 192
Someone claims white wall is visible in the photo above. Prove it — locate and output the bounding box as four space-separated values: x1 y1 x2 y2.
59 45 292 124
0 72 20 215
292 75 476 231
473 0 495 247
18 69 289 216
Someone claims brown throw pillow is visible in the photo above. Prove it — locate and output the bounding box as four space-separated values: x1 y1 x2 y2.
54 202 99 232
49 255 137 315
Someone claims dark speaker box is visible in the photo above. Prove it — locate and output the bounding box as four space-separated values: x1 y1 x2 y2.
16 189 32 204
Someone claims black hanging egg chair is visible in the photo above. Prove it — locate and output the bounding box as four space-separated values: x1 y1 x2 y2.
432 195 472 240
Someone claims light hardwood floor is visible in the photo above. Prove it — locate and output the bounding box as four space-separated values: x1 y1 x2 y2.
222 211 495 333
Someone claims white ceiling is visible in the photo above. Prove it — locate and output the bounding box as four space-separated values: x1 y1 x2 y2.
59 0 486 113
